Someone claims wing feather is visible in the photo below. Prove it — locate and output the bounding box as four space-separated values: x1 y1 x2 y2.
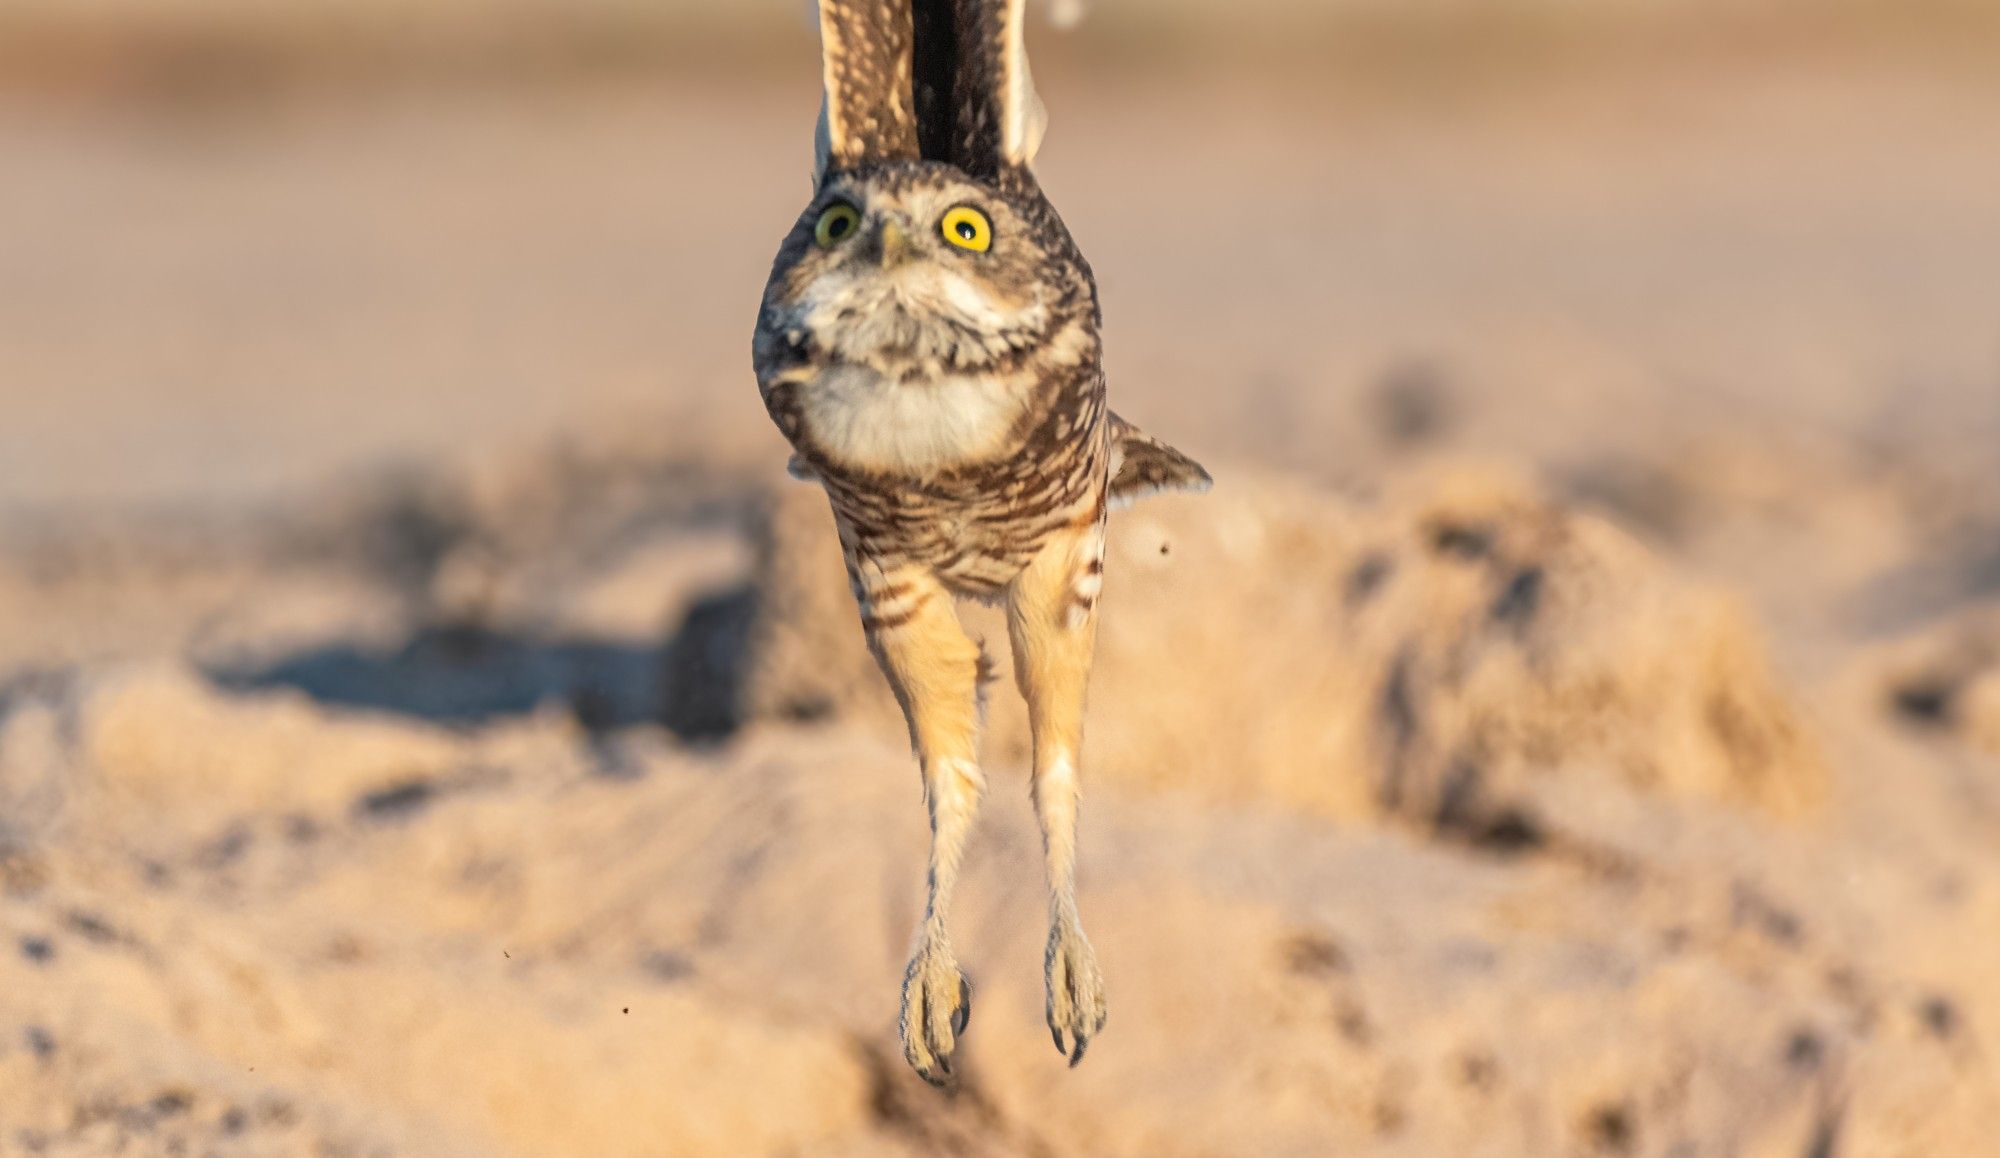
816 0 921 179
1107 412 1213 508
911 0 1045 175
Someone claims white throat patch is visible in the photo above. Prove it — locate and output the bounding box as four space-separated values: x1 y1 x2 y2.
800 362 1027 476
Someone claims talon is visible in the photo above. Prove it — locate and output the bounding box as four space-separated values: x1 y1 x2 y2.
1045 923 1106 1072
952 977 972 1037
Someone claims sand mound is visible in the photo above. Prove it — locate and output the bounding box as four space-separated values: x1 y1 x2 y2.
2 662 1992 1156
1 438 1993 1156
729 464 1824 833
0 666 878 1157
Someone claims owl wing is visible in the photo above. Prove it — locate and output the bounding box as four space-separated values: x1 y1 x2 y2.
816 0 1046 184
815 0 922 177
1107 412 1213 508
910 0 1046 175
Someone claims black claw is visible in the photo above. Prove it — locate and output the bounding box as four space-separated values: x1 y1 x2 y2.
1051 1024 1067 1055
909 1042 943 1088
952 977 971 1036
1069 1034 1090 1068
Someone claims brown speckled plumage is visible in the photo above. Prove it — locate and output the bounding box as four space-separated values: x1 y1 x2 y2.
752 0 1208 1085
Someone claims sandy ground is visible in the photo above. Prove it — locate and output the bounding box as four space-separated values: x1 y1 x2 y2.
2 33 2000 1158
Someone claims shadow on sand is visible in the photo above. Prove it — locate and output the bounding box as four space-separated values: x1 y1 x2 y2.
207 587 757 744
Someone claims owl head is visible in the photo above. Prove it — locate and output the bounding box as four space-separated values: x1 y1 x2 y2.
759 0 1091 379
763 161 1088 377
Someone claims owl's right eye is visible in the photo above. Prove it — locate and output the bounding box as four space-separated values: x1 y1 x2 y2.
814 203 861 247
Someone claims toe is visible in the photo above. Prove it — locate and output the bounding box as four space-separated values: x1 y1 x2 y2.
905 1038 945 1086
1045 928 1107 1069
926 981 960 1064
903 960 970 1085
902 1013 943 1084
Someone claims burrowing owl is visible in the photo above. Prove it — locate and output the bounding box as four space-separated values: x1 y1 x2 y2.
752 0 1209 1084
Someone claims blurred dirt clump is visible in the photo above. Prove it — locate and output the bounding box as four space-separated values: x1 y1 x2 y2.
736 464 1823 835
1880 603 2000 756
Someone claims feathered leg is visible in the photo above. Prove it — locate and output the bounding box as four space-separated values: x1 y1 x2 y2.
1006 519 1109 1066
851 555 984 1084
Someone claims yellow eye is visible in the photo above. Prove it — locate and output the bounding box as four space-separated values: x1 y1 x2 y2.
940 206 992 253
814 202 860 247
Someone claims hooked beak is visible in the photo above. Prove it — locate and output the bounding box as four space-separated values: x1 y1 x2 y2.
877 220 915 268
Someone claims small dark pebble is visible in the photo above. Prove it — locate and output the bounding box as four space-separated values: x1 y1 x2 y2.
640 950 694 982
1468 809 1545 855
220 1107 249 1135
1920 995 1959 1039
1490 566 1545 625
1429 521 1494 560
1374 360 1454 447
197 824 253 870
322 935 365 964
63 910 118 945
1785 1028 1825 1070
1457 1050 1499 1090
776 696 834 725
1344 553 1395 607
622 1007 630 1015
1334 1001 1373 1047
151 1089 194 1117
1283 931 1350 977
1891 681 1955 726
354 779 437 821
18 936 54 965
24 1026 56 1060
1587 1103 1636 1153
1730 884 1803 946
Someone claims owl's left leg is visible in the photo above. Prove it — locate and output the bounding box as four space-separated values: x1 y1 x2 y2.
1006 520 1109 1067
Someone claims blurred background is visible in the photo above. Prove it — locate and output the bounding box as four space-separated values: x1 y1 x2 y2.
2 1 1999 1154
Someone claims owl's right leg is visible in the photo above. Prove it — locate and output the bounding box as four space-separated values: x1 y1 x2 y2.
851 557 986 1085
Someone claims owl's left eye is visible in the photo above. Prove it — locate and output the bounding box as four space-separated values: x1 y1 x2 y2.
814 202 861 247
940 206 992 253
